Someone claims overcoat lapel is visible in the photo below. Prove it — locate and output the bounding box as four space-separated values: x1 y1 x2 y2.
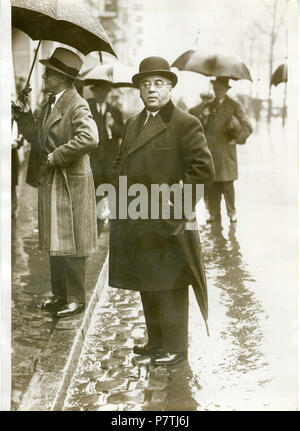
126 111 166 157
216 96 230 119
43 88 76 140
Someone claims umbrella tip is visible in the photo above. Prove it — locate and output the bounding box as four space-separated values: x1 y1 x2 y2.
205 320 210 337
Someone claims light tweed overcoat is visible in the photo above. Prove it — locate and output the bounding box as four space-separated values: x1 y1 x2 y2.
17 86 99 257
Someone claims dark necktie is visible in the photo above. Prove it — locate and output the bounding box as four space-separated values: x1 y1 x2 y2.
44 94 56 123
215 98 222 111
144 113 154 127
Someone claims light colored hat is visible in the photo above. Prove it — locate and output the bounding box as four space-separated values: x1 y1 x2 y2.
39 47 83 80
81 65 113 87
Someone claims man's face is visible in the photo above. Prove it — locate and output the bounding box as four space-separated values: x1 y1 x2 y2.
139 75 172 111
42 68 65 93
212 82 228 99
91 84 112 103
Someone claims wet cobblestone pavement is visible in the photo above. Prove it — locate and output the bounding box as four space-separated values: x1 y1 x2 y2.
62 119 297 411
11 119 298 411
63 283 198 411
11 175 109 410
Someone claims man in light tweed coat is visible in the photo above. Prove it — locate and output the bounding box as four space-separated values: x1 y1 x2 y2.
12 48 99 317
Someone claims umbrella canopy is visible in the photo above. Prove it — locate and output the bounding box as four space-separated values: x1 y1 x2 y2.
81 65 113 86
106 62 135 88
81 62 135 88
11 0 116 57
271 63 288 86
172 49 252 81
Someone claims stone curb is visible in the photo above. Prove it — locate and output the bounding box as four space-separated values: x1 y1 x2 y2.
51 255 109 411
17 253 109 411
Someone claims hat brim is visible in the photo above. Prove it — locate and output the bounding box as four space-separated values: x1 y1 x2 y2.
39 59 82 81
83 79 113 87
210 78 231 89
132 70 178 88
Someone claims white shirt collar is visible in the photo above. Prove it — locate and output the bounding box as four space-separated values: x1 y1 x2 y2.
53 89 66 105
215 96 225 105
144 109 159 124
96 101 107 115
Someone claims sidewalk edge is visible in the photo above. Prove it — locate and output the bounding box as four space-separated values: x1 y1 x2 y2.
50 254 109 411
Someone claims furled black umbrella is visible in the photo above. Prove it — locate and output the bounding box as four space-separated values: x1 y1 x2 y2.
271 63 287 86
172 49 252 81
174 221 210 336
11 0 116 87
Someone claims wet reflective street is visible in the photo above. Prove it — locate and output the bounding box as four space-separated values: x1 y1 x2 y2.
12 118 297 411
11 172 109 410
63 119 297 411
187 118 297 410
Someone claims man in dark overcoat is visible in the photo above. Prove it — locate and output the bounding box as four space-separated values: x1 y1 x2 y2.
87 79 124 190
193 77 253 223
12 48 99 318
109 57 215 365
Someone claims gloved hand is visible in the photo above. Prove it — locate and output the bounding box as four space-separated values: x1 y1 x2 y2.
12 85 32 118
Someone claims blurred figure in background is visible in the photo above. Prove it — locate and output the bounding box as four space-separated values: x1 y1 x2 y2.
87 79 124 223
193 77 253 224
11 76 26 218
11 123 24 218
189 91 214 118
88 80 124 190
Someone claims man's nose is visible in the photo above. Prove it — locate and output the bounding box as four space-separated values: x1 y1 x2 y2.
148 83 156 92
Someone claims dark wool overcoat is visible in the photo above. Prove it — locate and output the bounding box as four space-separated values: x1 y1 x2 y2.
194 95 253 182
109 100 215 295
87 99 124 187
17 86 99 257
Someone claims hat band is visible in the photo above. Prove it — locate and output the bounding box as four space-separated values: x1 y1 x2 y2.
48 56 79 77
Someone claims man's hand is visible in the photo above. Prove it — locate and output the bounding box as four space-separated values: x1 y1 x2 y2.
47 153 55 167
11 85 32 118
11 139 18 149
106 112 114 128
185 211 198 230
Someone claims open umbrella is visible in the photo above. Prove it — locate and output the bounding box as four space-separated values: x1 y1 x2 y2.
81 65 113 86
11 0 116 87
172 49 252 81
81 62 135 88
271 63 287 86
271 63 288 127
106 62 135 88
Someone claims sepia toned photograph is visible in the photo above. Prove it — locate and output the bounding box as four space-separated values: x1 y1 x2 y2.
0 0 298 414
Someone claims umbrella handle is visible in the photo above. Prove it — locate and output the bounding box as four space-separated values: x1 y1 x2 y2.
25 40 42 88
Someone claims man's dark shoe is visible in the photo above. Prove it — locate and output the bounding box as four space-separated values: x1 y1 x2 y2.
55 302 85 318
40 297 66 311
152 352 187 366
133 344 162 356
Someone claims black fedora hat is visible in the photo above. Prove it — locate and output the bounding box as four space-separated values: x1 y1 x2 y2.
132 56 178 88
39 47 83 81
211 76 231 89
